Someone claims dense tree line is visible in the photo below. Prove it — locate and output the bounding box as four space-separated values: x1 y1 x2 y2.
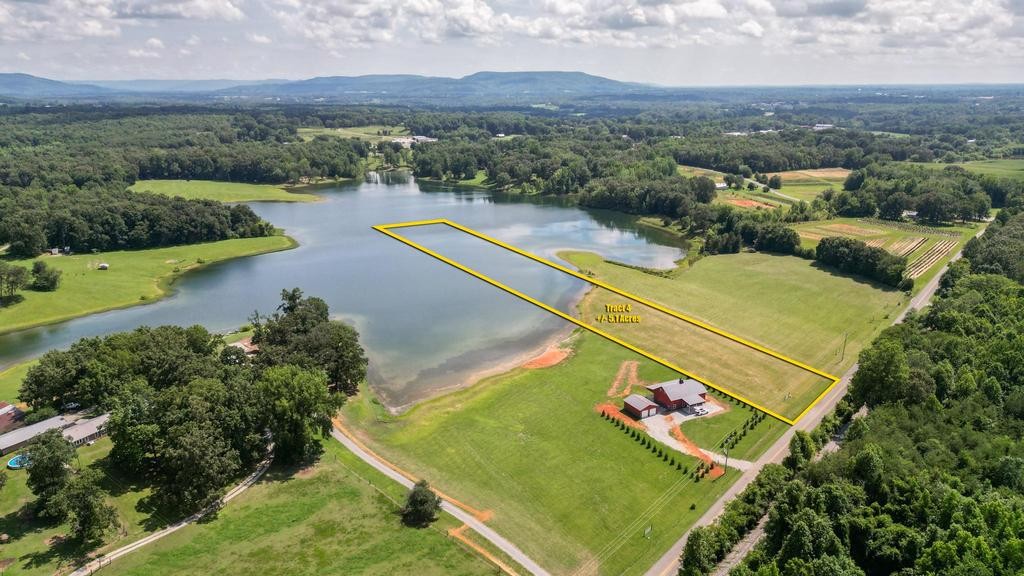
833 163 1013 223
961 203 1024 283
0 186 274 257
19 289 366 515
815 237 909 288
681 205 1024 576
0 109 370 189
661 129 938 174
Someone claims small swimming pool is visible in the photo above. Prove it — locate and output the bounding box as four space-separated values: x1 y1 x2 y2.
7 454 28 470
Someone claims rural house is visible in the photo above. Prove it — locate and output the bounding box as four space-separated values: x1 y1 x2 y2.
622 394 659 420
646 379 708 412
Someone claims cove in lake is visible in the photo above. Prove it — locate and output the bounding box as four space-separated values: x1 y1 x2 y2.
0 172 684 410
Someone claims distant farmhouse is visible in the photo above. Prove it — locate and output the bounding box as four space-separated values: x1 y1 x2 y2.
391 135 438 148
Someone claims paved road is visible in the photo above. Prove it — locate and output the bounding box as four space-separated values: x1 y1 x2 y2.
330 429 551 576
643 230 982 576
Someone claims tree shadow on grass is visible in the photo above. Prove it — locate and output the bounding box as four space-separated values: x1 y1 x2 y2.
802 258 905 293
0 294 25 308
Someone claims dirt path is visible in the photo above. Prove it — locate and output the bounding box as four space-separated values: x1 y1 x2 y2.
606 360 643 397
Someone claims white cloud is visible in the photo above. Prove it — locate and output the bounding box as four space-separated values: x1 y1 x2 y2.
145 37 165 49
185 33 201 46
0 0 244 44
114 0 245 21
128 48 161 58
739 19 764 37
247 33 272 44
17 51 30 61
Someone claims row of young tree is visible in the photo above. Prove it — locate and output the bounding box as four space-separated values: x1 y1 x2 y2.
0 186 274 258
19 289 366 516
680 203 1024 576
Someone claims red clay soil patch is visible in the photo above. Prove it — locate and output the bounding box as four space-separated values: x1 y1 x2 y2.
726 198 774 209
523 345 570 369
595 403 647 431
669 418 724 479
449 524 519 576
606 361 644 398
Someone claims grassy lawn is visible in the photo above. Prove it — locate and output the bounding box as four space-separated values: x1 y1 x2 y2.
130 180 319 203
911 159 1024 181
677 391 787 461
100 439 493 576
0 236 296 335
767 168 850 202
677 165 725 183
0 361 34 405
563 251 905 391
789 217 982 290
298 125 409 144
0 438 153 576
343 332 750 575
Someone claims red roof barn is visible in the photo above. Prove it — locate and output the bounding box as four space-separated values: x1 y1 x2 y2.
646 379 708 411
622 394 659 420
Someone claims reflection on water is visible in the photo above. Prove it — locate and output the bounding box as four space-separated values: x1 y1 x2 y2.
0 174 684 410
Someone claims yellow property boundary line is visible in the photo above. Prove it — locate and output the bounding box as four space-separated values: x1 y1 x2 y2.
373 219 840 425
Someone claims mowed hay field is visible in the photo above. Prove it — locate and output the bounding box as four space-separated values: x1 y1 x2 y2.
130 179 319 203
790 217 981 289
912 159 1024 181
768 168 850 202
577 285 832 421
563 250 906 387
100 439 493 576
297 125 409 143
343 333 758 576
0 236 295 335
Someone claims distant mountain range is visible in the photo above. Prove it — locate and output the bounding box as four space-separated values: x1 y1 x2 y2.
0 71 657 103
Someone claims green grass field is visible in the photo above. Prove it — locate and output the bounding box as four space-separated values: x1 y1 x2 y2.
344 332 761 575
564 250 905 384
768 168 850 202
130 180 319 203
789 217 981 290
0 360 34 405
911 159 1024 181
99 439 492 576
298 125 410 144
677 165 725 182
0 438 153 576
0 236 295 335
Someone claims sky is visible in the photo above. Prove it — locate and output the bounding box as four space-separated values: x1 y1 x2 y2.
0 0 1022 85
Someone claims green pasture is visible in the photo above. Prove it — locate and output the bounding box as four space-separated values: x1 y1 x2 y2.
0 236 296 335
130 180 319 203
911 158 1024 181
343 333 749 575
297 125 409 144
